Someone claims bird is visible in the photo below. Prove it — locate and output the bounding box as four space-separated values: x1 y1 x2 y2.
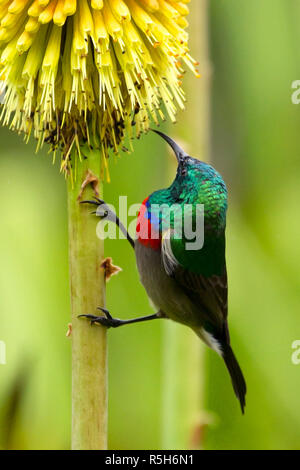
80 130 247 413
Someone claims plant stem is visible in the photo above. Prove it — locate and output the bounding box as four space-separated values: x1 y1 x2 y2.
162 0 211 450
67 147 107 450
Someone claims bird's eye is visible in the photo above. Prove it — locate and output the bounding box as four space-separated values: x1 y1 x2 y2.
181 168 187 176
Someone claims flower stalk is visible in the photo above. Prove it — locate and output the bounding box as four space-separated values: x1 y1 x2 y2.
67 145 107 450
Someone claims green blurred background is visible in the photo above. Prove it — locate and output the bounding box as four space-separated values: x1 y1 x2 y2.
1 0 300 449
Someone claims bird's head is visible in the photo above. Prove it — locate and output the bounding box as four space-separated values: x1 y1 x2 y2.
151 130 227 232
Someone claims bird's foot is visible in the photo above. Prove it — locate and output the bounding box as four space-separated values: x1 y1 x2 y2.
81 196 105 206
80 197 110 217
80 197 135 249
80 198 118 223
78 308 123 328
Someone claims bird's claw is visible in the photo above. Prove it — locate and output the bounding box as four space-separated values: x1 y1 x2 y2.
97 307 113 319
78 308 123 328
80 198 111 219
93 197 105 204
80 197 105 207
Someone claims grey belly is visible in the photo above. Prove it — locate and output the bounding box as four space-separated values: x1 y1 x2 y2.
135 241 203 329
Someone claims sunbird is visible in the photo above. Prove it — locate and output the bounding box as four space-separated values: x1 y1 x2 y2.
80 131 247 413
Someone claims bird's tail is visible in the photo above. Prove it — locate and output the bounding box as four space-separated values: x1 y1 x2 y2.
222 343 247 414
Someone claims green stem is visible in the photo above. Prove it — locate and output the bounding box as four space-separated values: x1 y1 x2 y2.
67 147 107 450
162 0 211 450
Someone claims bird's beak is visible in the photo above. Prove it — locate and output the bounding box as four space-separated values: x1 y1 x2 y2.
151 129 188 164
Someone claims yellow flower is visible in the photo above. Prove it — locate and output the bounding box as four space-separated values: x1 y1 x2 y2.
0 0 198 174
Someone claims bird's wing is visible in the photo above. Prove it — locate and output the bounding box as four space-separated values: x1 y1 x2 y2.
161 230 228 331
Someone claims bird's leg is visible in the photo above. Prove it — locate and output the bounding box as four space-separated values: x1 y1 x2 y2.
80 198 135 249
79 308 165 329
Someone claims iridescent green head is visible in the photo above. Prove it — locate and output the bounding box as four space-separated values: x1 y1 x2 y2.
152 130 228 233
